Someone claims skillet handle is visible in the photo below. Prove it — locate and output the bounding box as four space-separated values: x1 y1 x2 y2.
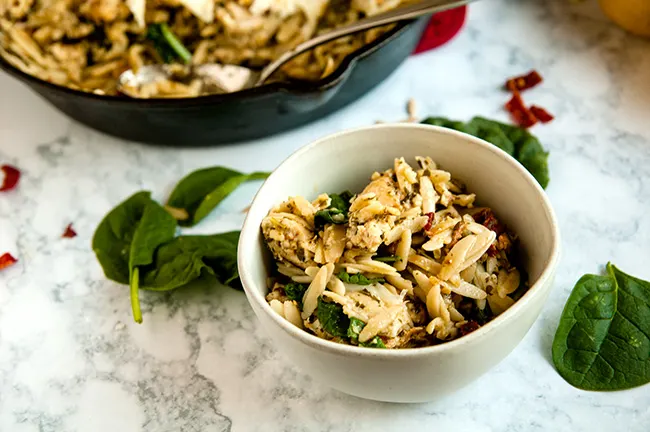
279 16 430 114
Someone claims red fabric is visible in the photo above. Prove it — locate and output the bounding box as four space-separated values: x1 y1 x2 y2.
413 6 468 55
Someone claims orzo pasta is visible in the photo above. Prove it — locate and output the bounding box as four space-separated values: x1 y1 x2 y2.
261 157 527 348
0 0 414 97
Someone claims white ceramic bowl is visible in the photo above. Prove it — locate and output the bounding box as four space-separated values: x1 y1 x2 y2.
238 124 560 403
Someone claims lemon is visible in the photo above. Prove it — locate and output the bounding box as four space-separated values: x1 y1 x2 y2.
599 0 650 37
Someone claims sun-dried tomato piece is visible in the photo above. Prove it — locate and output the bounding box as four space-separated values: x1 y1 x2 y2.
459 320 480 336
472 208 505 235
530 105 555 123
505 90 538 129
62 223 77 238
0 165 20 192
423 212 435 231
505 70 543 92
0 253 18 270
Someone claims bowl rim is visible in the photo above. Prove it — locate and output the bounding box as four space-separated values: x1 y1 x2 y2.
0 19 418 106
238 123 561 358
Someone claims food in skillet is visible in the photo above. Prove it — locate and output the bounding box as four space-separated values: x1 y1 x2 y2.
0 0 414 97
261 156 527 348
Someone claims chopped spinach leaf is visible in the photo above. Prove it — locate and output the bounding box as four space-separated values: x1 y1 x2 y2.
476 303 493 325
374 255 401 263
329 191 353 211
347 317 366 343
147 23 192 64
314 209 347 226
552 263 650 391
337 271 385 285
360 336 386 348
316 297 350 338
284 282 308 307
314 191 354 228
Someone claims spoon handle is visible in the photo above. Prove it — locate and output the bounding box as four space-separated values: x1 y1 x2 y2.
256 0 478 85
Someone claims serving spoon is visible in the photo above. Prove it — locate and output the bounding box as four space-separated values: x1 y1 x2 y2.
118 0 477 97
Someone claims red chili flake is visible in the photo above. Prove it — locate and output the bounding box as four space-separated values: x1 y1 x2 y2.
0 165 20 192
413 6 468 54
62 223 77 238
530 105 555 124
505 90 538 129
423 212 435 231
0 253 18 271
505 70 543 92
459 320 480 337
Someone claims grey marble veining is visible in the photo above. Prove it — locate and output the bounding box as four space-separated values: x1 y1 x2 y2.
1 0 650 431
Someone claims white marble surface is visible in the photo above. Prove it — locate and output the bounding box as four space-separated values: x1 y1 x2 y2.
1 0 650 430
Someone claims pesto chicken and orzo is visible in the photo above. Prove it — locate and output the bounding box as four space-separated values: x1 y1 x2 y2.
0 0 413 97
261 157 527 349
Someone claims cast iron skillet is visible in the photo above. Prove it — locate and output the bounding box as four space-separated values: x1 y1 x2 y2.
0 18 428 146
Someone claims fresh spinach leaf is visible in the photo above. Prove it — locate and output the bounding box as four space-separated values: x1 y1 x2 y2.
316 297 350 338
193 172 269 225
147 23 192 64
469 117 549 189
92 191 177 323
314 191 354 228
360 336 386 348
516 135 550 189
284 282 308 306
421 116 550 189
128 200 177 323
552 263 650 391
92 191 153 285
139 232 241 292
422 117 469 133
337 271 385 285
167 167 240 219
166 167 269 226
465 117 516 155
347 317 366 343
